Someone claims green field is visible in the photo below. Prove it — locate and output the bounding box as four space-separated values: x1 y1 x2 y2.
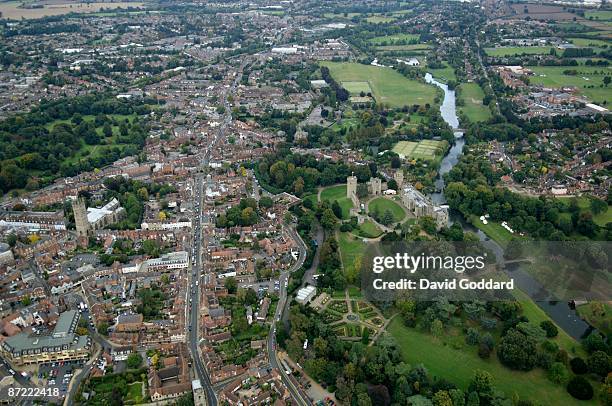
585 10 612 20
366 15 396 24
428 63 457 83
368 197 405 223
469 215 516 248
529 66 612 104
388 319 593 406
458 83 491 122
369 33 420 44
392 139 447 161
322 62 437 107
125 382 144 403
356 219 383 238
484 46 553 57
320 185 354 219
376 44 431 52
341 81 372 95
569 37 611 47
323 12 361 19
338 231 365 270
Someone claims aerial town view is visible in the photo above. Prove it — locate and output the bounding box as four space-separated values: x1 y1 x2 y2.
0 0 610 404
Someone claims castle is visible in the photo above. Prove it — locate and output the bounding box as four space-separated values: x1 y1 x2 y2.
346 171 448 229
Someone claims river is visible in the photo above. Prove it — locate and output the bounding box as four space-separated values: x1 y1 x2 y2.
424 72 592 340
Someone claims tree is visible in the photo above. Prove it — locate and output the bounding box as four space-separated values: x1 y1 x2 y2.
497 329 537 370
547 362 569 384
224 277 237 294
433 390 453 406
540 320 558 338
604 76 611 87
259 196 273 209
570 357 588 374
126 353 143 369
567 376 594 400
590 197 608 215
97 322 109 336
381 209 394 226
321 208 338 230
587 351 611 377
332 200 342 219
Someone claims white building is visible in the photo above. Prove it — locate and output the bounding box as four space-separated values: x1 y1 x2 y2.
141 251 189 272
296 285 316 305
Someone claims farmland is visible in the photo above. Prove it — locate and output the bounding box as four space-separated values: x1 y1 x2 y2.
0 1 144 19
322 62 437 107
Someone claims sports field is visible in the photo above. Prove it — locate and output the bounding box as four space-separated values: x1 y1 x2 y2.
529 66 612 104
322 62 437 107
485 46 553 57
366 15 395 23
392 139 447 161
458 83 491 122
341 81 372 95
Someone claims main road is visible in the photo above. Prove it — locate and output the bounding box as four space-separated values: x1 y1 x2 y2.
267 225 312 406
187 59 248 406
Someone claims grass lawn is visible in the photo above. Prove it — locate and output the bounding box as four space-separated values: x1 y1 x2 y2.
469 215 515 248
458 83 491 122
577 302 612 336
388 319 595 405
484 46 553 57
529 66 612 104
337 231 365 270
392 139 447 161
125 381 144 404
368 197 405 223
427 63 457 83
321 61 437 107
369 34 420 44
347 285 363 298
320 185 354 219
356 219 383 238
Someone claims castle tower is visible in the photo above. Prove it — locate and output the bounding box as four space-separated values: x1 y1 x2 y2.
346 176 358 199
369 177 382 196
72 197 91 245
394 171 404 188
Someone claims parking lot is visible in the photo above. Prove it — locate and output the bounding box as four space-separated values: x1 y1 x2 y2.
38 360 83 398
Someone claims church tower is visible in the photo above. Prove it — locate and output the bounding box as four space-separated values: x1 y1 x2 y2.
72 197 91 246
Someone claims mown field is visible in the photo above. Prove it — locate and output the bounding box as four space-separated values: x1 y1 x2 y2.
458 83 491 122
529 66 612 105
368 197 405 223
322 62 437 107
